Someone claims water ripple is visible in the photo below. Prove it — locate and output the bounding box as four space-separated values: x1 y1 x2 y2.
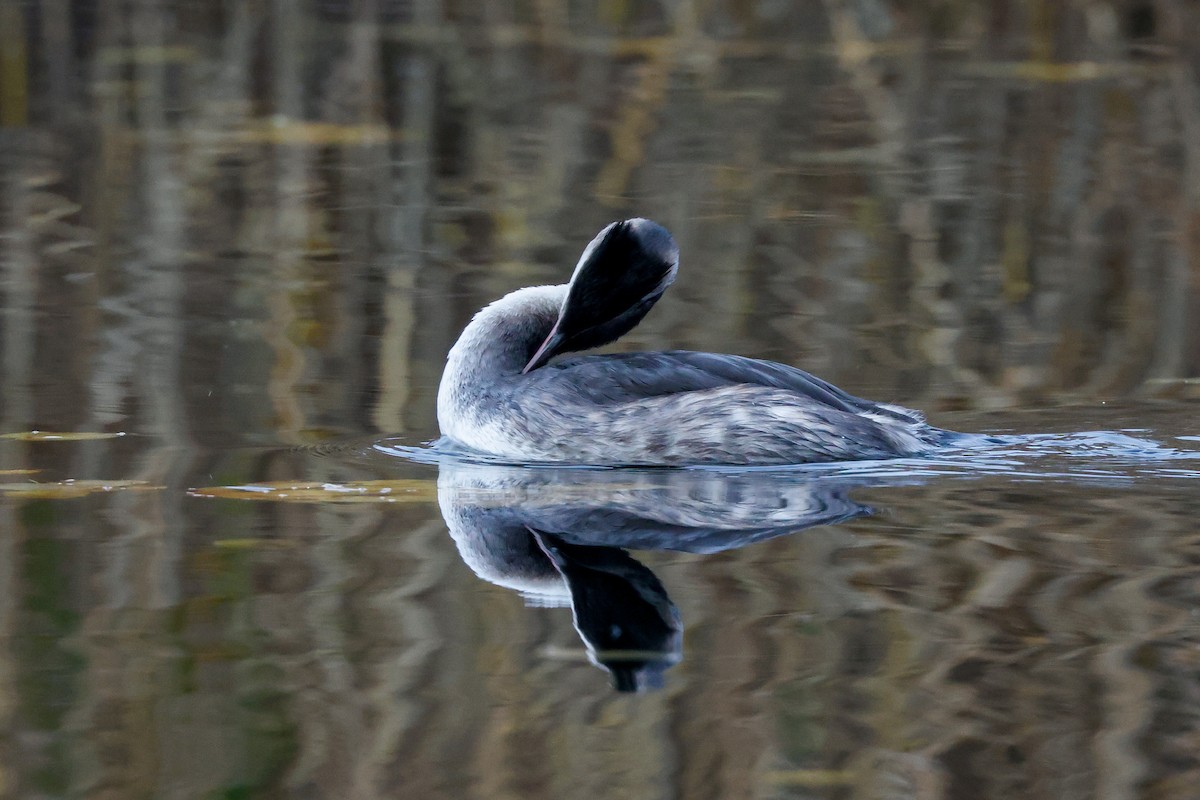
370 428 1200 484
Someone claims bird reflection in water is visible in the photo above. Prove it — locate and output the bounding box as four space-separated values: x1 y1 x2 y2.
436 463 872 692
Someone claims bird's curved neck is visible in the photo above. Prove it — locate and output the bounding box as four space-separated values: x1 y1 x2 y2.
444 284 568 382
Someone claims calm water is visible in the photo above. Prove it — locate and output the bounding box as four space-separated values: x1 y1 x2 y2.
2 3 1199 799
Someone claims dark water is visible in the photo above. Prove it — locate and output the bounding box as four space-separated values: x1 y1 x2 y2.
3 2 1200 799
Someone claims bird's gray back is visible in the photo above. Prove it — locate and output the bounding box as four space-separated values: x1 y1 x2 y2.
488 383 938 466
524 351 924 423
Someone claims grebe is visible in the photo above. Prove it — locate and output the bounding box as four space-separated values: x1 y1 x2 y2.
437 218 948 465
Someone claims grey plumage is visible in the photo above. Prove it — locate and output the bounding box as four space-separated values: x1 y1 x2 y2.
437 218 949 466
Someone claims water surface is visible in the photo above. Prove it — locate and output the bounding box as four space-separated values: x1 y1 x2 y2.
2 3 1199 799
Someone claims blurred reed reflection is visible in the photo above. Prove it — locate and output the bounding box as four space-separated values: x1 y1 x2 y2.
1 1 1199 798
0 414 1197 798
2 1 1198 453
437 461 871 690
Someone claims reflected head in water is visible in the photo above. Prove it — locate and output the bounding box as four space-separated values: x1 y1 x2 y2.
438 218 954 466
532 530 681 693
436 460 871 692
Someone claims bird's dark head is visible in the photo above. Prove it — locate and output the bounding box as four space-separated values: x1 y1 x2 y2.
523 218 679 373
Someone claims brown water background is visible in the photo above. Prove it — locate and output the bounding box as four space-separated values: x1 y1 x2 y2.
1 2 1199 798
